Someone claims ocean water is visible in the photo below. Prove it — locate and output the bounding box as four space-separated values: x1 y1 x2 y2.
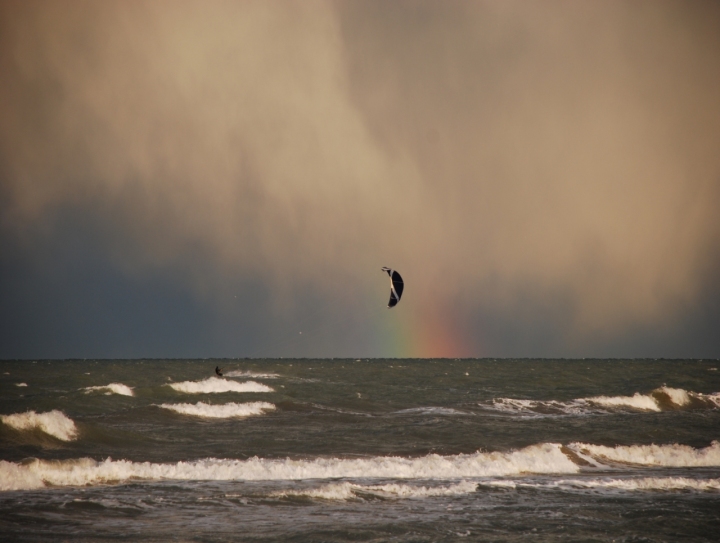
1 358 719 542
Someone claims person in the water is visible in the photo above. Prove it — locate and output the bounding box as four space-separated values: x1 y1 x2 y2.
215 366 223 377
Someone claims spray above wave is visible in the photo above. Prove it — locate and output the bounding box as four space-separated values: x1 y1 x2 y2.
168 377 273 394
0 410 77 441
484 387 720 416
0 443 578 491
272 480 479 500
158 401 276 418
83 383 134 396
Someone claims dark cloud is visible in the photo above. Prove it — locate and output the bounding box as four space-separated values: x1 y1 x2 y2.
1 0 719 358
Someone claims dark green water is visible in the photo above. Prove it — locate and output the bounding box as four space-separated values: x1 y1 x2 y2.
1 359 719 541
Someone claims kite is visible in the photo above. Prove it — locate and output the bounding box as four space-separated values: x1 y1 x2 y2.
381 267 404 308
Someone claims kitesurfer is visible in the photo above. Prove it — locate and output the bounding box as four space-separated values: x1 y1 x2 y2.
215 366 223 377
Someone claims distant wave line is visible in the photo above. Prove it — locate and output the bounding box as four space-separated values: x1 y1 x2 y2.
483 387 720 416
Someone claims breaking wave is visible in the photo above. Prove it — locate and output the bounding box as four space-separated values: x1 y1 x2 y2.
484 387 720 416
158 401 276 418
568 441 720 467
0 410 77 442
83 383 134 396
272 480 479 500
0 443 577 491
168 377 273 394
3 440 718 492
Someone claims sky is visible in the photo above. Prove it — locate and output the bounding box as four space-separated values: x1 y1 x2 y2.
1 0 719 359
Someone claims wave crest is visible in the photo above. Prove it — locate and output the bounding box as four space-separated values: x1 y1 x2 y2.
568 441 720 467
83 383 134 396
0 410 77 441
168 377 273 394
158 401 275 418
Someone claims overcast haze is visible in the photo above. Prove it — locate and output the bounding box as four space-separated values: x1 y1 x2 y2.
1 0 719 359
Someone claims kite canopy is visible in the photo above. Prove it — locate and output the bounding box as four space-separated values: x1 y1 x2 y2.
381 267 404 308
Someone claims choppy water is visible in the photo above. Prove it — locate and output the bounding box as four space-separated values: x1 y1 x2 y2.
1 358 719 542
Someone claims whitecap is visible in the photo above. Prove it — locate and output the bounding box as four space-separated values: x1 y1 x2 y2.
15 383 27 387
656 386 690 406
83 383 134 396
158 401 275 418
223 370 280 379
0 410 78 441
168 377 273 394
584 393 660 411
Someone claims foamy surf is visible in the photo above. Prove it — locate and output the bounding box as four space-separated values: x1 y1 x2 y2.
0 443 578 490
272 480 479 500
483 477 720 493
158 401 276 418
568 441 720 467
484 387 720 416
0 410 77 441
393 407 469 416
83 383 134 396
168 377 273 394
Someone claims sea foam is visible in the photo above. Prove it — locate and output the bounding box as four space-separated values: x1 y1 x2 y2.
393 407 469 416
0 442 578 490
272 480 479 500
0 410 77 441
568 441 720 467
83 383 134 396
158 401 275 418
168 377 273 394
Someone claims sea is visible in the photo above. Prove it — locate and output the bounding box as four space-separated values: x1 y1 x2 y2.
1 358 719 542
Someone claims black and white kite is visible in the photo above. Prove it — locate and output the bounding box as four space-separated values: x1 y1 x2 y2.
381 267 404 308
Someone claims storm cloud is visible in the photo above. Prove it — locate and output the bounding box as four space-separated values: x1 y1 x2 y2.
1 0 719 358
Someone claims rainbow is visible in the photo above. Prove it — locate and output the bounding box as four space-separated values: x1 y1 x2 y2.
374 299 473 358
